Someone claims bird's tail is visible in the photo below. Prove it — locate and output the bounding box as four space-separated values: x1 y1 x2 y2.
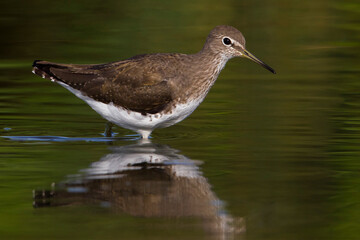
32 60 67 82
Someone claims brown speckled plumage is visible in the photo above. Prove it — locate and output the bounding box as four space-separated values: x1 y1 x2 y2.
32 25 275 138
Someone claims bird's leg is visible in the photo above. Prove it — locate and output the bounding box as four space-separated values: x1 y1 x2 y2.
104 122 114 137
137 130 152 139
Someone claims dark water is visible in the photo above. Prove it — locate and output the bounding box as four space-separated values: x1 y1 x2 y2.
1 0 359 239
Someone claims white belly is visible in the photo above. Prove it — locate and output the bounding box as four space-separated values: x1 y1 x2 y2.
58 82 203 137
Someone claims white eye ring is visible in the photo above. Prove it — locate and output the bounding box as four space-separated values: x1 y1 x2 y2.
222 37 232 46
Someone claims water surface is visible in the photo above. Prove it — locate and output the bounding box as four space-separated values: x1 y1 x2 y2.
0 0 359 239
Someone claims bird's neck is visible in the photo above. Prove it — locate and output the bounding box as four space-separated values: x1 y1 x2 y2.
182 49 229 100
196 44 230 70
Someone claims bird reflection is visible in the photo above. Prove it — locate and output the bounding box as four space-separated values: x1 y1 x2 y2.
33 140 245 238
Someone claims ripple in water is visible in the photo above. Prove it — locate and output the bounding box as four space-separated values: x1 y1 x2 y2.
1 135 140 142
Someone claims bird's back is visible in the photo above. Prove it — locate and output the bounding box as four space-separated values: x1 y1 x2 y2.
32 53 192 115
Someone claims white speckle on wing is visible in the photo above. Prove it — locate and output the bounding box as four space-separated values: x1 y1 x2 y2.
42 74 46 79
57 81 203 138
32 69 35 74
50 77 56 82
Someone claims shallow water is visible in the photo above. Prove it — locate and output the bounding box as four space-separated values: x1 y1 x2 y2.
1 0 360 239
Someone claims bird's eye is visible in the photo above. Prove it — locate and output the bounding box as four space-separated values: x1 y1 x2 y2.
222 37 232 46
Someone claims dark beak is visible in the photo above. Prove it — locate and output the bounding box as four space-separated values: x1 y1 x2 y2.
242 48 276 74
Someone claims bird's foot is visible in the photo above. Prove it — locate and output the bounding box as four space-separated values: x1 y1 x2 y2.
104 122 114 137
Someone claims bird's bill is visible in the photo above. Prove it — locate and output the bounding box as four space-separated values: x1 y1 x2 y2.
242 49 276 74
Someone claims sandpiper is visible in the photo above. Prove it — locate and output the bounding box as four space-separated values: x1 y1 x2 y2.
32 25 275 138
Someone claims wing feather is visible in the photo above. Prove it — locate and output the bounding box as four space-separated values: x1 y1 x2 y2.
32 58 173 114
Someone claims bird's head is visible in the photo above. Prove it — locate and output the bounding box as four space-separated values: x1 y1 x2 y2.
205 25 276 74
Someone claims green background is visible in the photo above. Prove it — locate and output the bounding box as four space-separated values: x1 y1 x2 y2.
0 0 359 239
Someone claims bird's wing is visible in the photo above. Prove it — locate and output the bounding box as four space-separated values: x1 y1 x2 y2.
32 58 173 114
